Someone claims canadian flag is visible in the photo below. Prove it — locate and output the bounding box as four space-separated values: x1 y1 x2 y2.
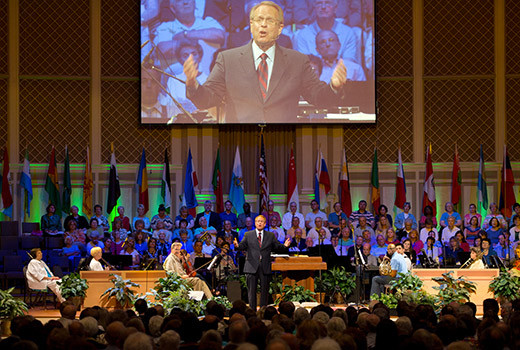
286 148 299 211
422 143 437 216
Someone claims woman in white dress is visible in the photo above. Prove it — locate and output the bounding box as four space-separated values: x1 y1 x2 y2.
89 246 108 271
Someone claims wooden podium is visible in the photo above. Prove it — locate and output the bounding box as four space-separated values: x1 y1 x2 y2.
80 270 166 308
271 256 327 292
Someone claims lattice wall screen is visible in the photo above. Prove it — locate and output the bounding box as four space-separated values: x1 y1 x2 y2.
344 80 414 164
506 78 520 160
375 0 413 77
505 0 520 74
0 1 7 75
18 79 90 163
423 0 494 76
19 0 90 76
101 0 140 78
101 80 170 164
0 79 7 148
424 79 495 162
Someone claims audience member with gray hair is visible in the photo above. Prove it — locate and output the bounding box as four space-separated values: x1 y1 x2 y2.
158 330 180 350
123 331 153 350
293 307 311 326
311 337 340 350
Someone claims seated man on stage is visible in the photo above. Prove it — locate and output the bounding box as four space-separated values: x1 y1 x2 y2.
163 242 213 299
26 248 66 303
369 243 408 298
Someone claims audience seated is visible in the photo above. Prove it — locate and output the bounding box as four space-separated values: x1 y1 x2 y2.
305 200 328 230
41 203 63 236
151 204 175 231
483 202 507 230
220 201 238 229
349 200 375 228
64 205 89 231
132 204 151 232
282 201 305 232
91 204 110 232
394 202 417 232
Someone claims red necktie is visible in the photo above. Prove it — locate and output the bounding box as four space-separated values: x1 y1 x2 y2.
257 53 268 100
258 231 262 248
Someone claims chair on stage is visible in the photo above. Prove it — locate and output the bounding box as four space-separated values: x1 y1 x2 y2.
0 221 20 236
3 255 24 290
23 265 57 310
22 222 40 235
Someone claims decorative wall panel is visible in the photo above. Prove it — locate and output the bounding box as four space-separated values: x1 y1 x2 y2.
19 0 90 76
0 0 7 75
505 0 520 74
424 0 494 76
506 78 520 160
101 0 140 77
19 79 90 163
424 78 495 162
375 0 413 77
101 80 170 164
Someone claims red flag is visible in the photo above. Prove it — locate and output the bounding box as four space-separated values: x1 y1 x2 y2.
499 145 516 218
370 147 380 214
394 146 406 210
286 148 299 211
212 148 224 213
339 148 352 217
451 145 462 208
259 134 270 213
422 143 437 216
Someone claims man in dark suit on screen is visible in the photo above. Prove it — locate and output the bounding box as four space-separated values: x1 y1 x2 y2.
234 215 291 309
183 1 348 123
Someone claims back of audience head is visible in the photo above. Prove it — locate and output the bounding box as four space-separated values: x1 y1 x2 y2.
326 317 346 337
278 301 295 319
123 331 153 350
79 316 98 338
158 330 180 350
293 307 310 326
311 337 340 350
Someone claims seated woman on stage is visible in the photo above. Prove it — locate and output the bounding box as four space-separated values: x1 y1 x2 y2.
110 230 125 255
132 204 151 232
402 238 417 266
464 216 481 246
134 231 149 256
455 231 470 252
64 205 89 231
87 218 105 241
408 230 423 256
486 217 504 245
151 204 174 231
175 205 195 229
509 215 520 243
423 236 440 264
375 216 391 238
440 202 462 230
155 220 173 241
385 228 399 245
163 242 213 299
375 204 393 228
145 238 158 260
89 246 108 271
444 236 464 265
339 226 354 249
62 236 81 263
41 203 63 236
467 247 485 269
179 229 193 254
481 238 498 266
86 231 104 255
112 217 129 241
419 218 438 244
27 248 65 302
103 238 113 256
464 203 482 229
419 205 437 230
122 237 140 267
115 206 131 231
64 220 86 252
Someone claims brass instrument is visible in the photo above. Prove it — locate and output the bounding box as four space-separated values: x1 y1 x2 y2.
460 257 473 269
379 255 392 275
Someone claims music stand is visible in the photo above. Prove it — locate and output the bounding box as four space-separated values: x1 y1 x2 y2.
107 255 133 270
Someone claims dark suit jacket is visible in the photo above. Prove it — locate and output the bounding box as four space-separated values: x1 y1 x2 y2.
290 238 307 251
195 211 222 232
236 229 286 274
187 42 345 123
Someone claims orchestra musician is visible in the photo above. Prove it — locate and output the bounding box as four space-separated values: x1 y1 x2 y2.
464 247 485 269
89 246 110 271
370 243 409 297
163 242 213 299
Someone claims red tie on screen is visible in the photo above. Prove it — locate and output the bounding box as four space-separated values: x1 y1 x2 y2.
257 53 268 100
258 231 262 248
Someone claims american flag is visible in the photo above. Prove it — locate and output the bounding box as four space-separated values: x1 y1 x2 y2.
259 133 269 214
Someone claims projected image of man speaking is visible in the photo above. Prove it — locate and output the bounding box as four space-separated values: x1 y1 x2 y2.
183 1 348 123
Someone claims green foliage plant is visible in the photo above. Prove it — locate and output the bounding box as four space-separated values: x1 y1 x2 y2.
100 274 140 308
488 268 520 302
57 273 89 299
320 266 357 298
432 271 476 307
0 288 28 319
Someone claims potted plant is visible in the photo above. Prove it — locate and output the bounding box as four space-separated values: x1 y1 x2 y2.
57 273 89 310
432 271 476 308
100 274 140 308
154 272 191 299
274 284 316 305
489 268 520 304
320 266 356 304
0 288 29 337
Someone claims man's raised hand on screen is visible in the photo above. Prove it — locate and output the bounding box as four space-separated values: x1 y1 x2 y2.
183 54 199 88
330 58 347 89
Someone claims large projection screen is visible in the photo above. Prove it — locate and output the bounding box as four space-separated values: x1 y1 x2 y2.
141 0 376 125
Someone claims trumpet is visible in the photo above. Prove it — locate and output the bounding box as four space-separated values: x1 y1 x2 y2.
460 257 473 269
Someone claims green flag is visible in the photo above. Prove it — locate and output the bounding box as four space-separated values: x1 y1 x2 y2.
45 147 61 212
